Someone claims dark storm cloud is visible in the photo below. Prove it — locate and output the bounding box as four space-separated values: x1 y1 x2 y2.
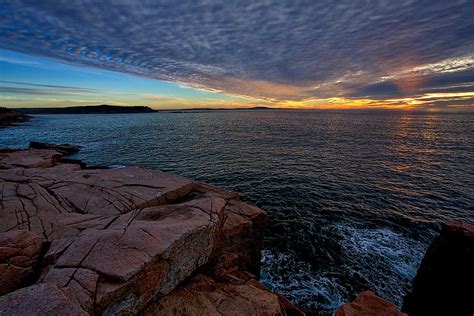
346 82 405 99
0 0 473 101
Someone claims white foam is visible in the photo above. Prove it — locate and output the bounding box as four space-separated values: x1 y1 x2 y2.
261 250 347 314
261 225 428 314
337 225 426 304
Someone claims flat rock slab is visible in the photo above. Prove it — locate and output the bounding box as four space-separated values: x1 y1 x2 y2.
0 150 195 240
48 166 195 215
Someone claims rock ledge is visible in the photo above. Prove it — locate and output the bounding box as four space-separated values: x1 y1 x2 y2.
0 147 301 315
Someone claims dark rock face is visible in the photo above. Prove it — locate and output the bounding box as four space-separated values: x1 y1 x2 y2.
0 147 297 315
336 291 406 316
402 220 474 316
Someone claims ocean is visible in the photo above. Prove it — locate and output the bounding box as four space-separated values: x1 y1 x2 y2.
1 110 473 314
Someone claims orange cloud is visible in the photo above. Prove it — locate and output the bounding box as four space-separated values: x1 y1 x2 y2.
186 76 308 101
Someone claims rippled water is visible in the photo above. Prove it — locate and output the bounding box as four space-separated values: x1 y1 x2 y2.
1 110 473 314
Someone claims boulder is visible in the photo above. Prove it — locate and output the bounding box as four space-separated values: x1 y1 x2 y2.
144 272 303 316
402 220 474 316
336 291 406 316
212 200 266 278
41 198 226 314
0 149 61 169
29 141 82 155
192 183 266 277
0 230 44 295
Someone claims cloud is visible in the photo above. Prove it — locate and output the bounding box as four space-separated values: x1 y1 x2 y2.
0 87 75 95
0 80 104 96
0 80 102 93
0 55 43 66
346 70 474 99
1 0 473 106
378 56 474 81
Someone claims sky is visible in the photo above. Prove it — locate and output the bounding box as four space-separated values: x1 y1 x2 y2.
0 0 474 110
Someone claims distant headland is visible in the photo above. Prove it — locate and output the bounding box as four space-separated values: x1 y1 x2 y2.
165 106 279 113
14 104 157 115
12 105 282 115
0 107 31 128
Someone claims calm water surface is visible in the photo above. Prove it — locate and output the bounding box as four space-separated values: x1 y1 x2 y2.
1 110 473 314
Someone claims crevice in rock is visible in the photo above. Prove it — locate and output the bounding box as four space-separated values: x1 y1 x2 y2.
165 189 204 205
16 240 51 292
65 237 103 288
102 216 120 230
113 183 166 190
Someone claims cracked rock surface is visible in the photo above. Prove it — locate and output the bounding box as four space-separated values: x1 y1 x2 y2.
0 147 298 315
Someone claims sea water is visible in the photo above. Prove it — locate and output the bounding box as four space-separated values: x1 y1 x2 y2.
2 110 473 314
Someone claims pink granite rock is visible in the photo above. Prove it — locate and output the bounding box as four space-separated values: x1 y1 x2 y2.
145 273 295 316
336 291 406 316
47 166 195 216
0 152 194 240
41 198 227 314
0 147 281 315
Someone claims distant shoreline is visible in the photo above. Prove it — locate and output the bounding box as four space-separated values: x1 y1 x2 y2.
10 105 473 115
14 104 157 115
13 105 279 115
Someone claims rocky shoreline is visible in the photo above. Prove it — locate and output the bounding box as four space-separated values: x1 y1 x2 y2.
0 144 303 315
0 144 472 315
0 108 31 128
